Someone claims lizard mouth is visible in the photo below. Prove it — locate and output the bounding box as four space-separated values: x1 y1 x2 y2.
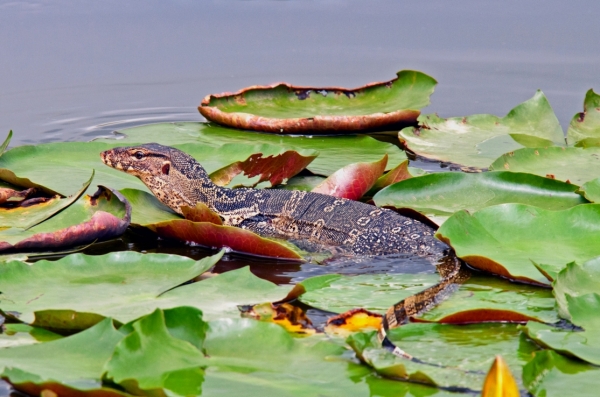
100 150 119 169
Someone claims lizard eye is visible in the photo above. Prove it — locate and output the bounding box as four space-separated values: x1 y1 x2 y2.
134 151 144 160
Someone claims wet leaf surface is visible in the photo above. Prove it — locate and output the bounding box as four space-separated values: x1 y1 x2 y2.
567 89 600 146
0 251 223 328
311 154 387 200
522 350 600 397
0 324 62 349
0 186 130 253
373 171 585 225
148 219 304 260
399 91 564 170
101 121 408 177
119 188 180 226
209 149 317 187
436 204 600 285
199 70 436 133
489 146 600 185
0 172 92 229
348 322 539 391
0 318 127 397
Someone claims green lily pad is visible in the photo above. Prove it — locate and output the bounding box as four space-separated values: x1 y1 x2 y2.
0 251 222 329
119 188 180 226
522 350 600 397
0 186 130 253
553 259 600 321
103 121 408 177
567 89 600 146
299 273 441 314
577 177 600 203
521 321 600 366
399 91 565 170
417 274 557 324
348 322 538 391
0 318 127 397
489 146 600 185
0 252 292 330
373 171 586 226
199 70 436 134
436 204 600 285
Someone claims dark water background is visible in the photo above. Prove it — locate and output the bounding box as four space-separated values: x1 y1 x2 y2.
1 0 599 146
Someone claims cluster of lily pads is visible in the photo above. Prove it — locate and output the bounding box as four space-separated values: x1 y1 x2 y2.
1 70 600 396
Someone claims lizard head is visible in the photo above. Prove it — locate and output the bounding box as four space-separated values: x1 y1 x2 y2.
100 143 208 214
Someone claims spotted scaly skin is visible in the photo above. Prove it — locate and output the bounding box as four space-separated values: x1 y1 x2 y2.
100 143 447 258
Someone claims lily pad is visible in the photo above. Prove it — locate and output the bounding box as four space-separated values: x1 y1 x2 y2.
0 324 62 349
373 171 586 225
0 172 93 230
0 318 127 397
347 322 539 391
522 350 600 397
198 70 436 134
119 188 180 226
0 186 130 253
105 121 408 177
0 252 291 330
311 155 387 200
417 275 558 324
298 273 441 314
489 146 600 185
436 204 600 285
399 91 565 170
553 258 600 321
567 89 600 145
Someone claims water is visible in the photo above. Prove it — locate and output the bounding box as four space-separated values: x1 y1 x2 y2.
1 0 599 146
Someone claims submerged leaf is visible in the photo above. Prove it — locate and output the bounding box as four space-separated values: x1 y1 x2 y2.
199 70 436 134
399 91 564 170
312 155 387 200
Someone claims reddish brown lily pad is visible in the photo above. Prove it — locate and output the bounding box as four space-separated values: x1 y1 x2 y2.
147 219 303 260
181 203 223 224
209 150 317 187
312 155 387 200
0 186 131 253
198 70 436 134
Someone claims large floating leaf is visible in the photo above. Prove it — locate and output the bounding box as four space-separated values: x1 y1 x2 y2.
399 91 564 170
311 155 387 200
348 322 538 391
0 318 127 397
437 204 600 285
0 251 222 329
199 70 436 134
102 121 407 177
489 146 600 185
0 324 62 349
373 171 585 225
119 188 180 226
0 186 130 253
0 254 290 330
567 89 600 146
577 177 600 203
553 258 600 321
522 350 600 397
